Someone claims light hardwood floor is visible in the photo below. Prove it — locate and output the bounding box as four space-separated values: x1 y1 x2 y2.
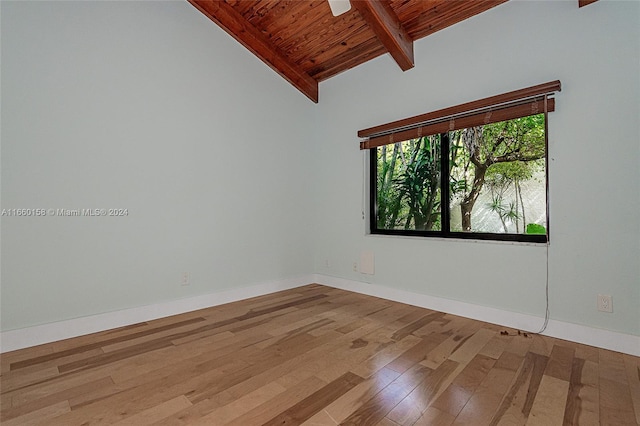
1 284 638 425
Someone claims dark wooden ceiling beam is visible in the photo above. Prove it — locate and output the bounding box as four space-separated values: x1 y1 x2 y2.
352 0 414 71
189 0 319 103
578 0 598 7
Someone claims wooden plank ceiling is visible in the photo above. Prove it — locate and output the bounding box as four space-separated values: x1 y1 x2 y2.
188 1 592 102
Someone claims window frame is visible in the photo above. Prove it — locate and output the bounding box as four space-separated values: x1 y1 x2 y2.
368 111 551 244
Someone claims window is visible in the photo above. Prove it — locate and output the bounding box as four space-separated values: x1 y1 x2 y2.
360 81 560 243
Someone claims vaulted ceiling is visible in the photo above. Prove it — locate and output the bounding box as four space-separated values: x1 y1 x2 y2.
189 0 597 103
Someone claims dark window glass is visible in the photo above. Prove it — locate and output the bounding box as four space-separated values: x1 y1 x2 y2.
372 114 547 242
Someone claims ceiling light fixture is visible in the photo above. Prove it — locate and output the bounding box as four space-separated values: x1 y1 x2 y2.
328 0 351 16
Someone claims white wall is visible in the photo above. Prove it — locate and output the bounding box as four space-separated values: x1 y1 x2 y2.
312 0 640 336
1 1 315 331
2 0 638 342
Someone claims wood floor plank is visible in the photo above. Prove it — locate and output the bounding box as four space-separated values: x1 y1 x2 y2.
0 366 59 394
390 311 445 341
545 344 575 382
222 316 386 398
1 376 113 422
502 332 534 358
91 322 324 410
599 348 630 384
528 334 555 358
386 334 448 374
422 321 483 370
1 345 54 374
488 351 548 425
224 375 328 426
8 365 115 408
448 328 496 364
64 335 274 419
452 350 524 425
101 318 228 353
301 408 339 425
232 329 360 394
1 284 638 426
56 295 330 375
339 363 433 425
336 317 371 334
187 333 337 405
112 395 193 426
183 381 287 425
449 354 498 395
262 372 363 425
4 347 106 383
350 334 422 379
622 354 640 425
0 400 70 426
268 313 335 337
313 331 394 383
526 375 570 426
563 357 599 426
599 377 637 425
478 334 509 360
45 366 230 425
377 417 403 426
386 359 459 425
599 349 637 425
430 383 473 420
107 329 261 386
574 343 600 363
152 390 237 425
414 406 456 426
9 317 206 371
305 366 400 424
430 354 496 419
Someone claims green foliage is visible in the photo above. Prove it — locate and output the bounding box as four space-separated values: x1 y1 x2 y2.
376 136 441 231
486 194 520 233
376 113 547 235
480 114 546 163
526 223 546 234
393 137 441 230
450 113 546 232
484 161 538 233
376 144 403 229
486 160 541 183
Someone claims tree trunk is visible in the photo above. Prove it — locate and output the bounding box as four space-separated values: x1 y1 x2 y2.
423 177 440 230
514 181 520 233
384 144 399 191
516 179 526 228
460 201 473 231
378 144 401 229
414 212 427 230
500 215 508 233
404 215 412 230
460 164 487 231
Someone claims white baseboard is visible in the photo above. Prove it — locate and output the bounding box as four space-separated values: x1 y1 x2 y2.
313 274 640 357
0 275 313 353
3 274 638 357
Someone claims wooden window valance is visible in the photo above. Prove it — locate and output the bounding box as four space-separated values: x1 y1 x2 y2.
359 80 561 150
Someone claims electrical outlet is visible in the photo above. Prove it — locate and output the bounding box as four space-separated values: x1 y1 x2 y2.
353 262 358 272
181 272 190 286
597 294 612 313
325 259 330 268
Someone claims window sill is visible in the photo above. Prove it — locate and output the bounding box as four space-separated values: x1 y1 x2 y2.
365 232 549 247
